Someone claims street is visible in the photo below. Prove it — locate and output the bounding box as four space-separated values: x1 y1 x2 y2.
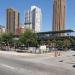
0 51 75 75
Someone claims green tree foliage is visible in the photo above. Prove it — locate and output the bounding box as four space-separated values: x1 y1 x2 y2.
63 39 71 50
47 40 52 45
1 33 14 45
19 30 38 46
56 40 64 47
64 39 71 47
52 39 57 47
70 38 75 46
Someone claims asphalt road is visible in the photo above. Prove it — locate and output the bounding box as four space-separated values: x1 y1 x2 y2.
0 51 75 75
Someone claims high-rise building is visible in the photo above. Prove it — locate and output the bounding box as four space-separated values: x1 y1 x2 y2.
25 6 42 33
24 10 32 30
31 6 42 32
6 8 19 34
52 0 66 35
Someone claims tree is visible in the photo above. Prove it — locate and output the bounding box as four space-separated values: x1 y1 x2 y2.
52 39 57 47
47 40 52 45
1 33 14 46
39 40 44 45
63 39 71 50
56 40 64 47
19 29 38 46
70 38 75 46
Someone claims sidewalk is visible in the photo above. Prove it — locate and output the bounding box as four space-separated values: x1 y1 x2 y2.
0 51 55 57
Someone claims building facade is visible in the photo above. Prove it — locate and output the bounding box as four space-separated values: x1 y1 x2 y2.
24 10 32 30
31 6 42 33
6 8 19 34
52 0 66 35
25 6 42 33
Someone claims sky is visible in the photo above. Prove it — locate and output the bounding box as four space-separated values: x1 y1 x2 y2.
0 0 75 32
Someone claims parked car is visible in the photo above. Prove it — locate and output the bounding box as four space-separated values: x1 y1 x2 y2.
71 48 75 51
16 45 28 52
57 47 64 51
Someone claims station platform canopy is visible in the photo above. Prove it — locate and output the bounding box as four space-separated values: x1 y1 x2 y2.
37 30 75 40
37 30 74 34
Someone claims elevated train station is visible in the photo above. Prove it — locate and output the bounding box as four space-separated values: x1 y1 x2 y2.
37 30 75 41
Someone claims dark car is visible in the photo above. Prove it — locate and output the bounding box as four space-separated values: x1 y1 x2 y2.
57 47 64 51
71 48 75 51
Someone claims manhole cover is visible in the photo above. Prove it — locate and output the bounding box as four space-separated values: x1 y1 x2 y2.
72 65 75 68
59 60 63 62
72 55 75 56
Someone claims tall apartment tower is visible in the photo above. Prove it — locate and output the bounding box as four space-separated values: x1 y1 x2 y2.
53 0 66 35
7 8 19 34
25 10 32 30
25 6 42 33
31 6 42 32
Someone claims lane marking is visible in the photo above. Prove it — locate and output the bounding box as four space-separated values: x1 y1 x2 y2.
0 63 33 74
0 63 15 70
